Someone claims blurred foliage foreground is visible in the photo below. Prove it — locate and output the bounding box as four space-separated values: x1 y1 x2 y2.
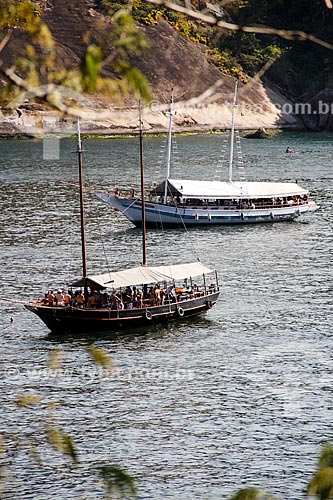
1 344 333 499
0 0 151 115
1 1 333 499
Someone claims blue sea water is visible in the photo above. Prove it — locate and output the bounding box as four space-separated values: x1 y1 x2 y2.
0 131 332 499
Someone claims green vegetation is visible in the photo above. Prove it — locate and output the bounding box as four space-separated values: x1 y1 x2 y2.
97 0 280 78
97 0 333 94
228 0 333 93
98 0 208 43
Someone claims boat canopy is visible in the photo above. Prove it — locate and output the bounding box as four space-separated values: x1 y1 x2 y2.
70 262 213 290
153 179 308 200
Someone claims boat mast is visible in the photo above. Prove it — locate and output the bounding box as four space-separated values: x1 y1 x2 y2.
77 118 88 297
139 102 147 266
228 80 238 183
164 88 174 204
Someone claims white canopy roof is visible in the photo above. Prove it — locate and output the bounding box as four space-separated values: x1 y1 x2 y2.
156 179 308 199
71 262 213 289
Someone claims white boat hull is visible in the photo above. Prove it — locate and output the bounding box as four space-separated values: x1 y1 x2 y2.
96 192 318 227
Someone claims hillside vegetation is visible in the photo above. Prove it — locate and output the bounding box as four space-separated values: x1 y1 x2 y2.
1 0 333 133
97 0 333 96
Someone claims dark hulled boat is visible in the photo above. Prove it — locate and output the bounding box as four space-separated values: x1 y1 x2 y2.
24 115 220 335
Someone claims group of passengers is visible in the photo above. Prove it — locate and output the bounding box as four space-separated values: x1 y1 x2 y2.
41 289 85 307
146 192 309 209
39 283 193 309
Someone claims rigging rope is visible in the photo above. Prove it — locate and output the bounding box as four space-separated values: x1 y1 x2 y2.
83 153 112 277
166 184 201 262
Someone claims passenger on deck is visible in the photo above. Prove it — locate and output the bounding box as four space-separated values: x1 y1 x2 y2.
154 284 161 306
148 287 156 305
87 292 96 308
166 285 176 303
100 293 109 308
63 291 72 306
55 290 64 306
115 292 124 309
123 287 133 309
75 291 84 307
135 289 143 308
109 292 118 309
133 287 142 308
41 293 48 305
47 290 55 306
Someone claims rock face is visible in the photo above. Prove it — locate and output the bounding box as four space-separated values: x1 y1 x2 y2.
0 0 302 136
297 89 333 131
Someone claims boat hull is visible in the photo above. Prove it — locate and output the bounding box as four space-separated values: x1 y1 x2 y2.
96 193 318 228
24 291 219 335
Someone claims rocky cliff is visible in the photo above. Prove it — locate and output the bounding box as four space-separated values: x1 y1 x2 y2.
0 0 316 135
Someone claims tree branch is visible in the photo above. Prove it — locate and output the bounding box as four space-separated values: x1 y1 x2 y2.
144 0 333 50
0 29 13 54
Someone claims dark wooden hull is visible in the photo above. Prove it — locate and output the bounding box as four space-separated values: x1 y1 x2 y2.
24 291 219 335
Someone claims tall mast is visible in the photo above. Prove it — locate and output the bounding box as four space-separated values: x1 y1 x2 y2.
77 118 88 291
139 102 147 266
228 80 238 183
164 88 174 204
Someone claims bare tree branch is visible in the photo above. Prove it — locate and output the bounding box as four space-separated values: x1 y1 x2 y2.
237 56 280 98
144 0 333 50
0 29 13 54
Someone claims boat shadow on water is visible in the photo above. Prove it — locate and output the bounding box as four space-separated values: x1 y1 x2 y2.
43 314 217 344
119 218 306 237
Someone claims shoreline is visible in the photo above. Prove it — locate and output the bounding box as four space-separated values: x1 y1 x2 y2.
0 125 305 140
0 89 303 139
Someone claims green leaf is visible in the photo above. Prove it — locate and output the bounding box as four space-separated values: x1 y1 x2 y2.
46 427 79 464
97 464 137 499
15 393 42 407
62 433 79 465
229 488 274 500
29 443 43 467
80 45 103 93
0 434 4 454
86 346 117 371
307 468 333 500
48 348 63 371
115 61 151 102
318 446 333 470
113 9 148 55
